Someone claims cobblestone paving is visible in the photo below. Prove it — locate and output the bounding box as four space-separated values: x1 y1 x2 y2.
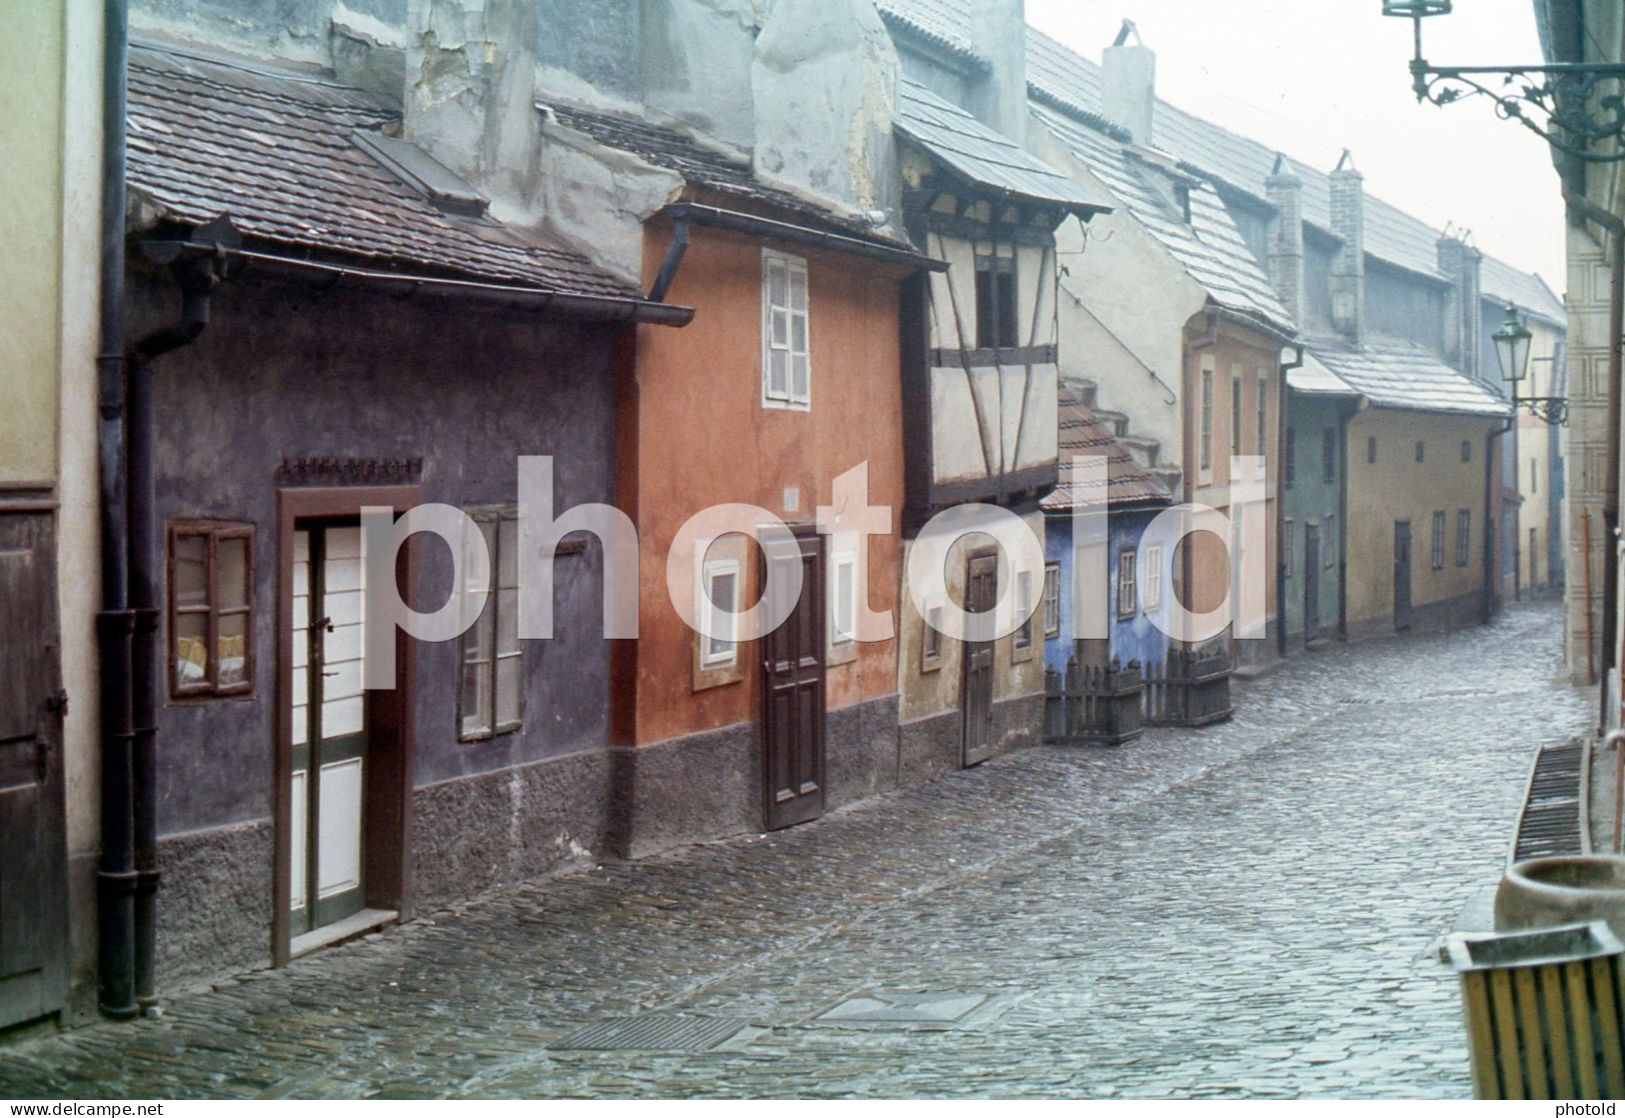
2 602 1587 1098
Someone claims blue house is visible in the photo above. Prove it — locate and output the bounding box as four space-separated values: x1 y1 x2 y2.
1042 384 1175 676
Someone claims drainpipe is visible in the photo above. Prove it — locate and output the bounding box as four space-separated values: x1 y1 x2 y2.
126 240 221 1013
1276 344 1304 659
1182 309 1219 648
95 0 136 1022
1484 416 1514 625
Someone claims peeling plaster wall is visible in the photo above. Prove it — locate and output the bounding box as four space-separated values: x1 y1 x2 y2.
404 0 542 224
538 114 683 286
131 0 405 65
751 0 898 214
535 0 642 104
639 0 759 151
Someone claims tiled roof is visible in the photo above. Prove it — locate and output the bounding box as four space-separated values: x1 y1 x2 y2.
875 0 986 71
126 43 638 300
1289 351 1362 398
1035 105 1294 335
897 78 1110 214
547 102 906 246
1042 383 1173 512
1304 336 1509 417
1023 28 1564 323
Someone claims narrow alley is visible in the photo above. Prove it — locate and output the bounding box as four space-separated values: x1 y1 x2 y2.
0 603 1585 1099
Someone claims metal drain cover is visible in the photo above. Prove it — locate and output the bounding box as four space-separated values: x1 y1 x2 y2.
816 991 989 1024
552 1013 751 1052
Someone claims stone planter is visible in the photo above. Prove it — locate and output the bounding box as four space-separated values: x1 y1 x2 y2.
1495 855 1625 942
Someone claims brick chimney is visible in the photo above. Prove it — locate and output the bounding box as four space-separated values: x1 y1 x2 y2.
751 0 899 213
1328 149 1365 345
404 0 541 219
967 0 1029 146
1437 230 1484 381
1102 20 1155 147
1264 152 1304 328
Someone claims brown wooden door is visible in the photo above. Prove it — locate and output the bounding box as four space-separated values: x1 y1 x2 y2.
761 532 825 831
0 510 67 1029
962 551 997 767
1394 520 1413 630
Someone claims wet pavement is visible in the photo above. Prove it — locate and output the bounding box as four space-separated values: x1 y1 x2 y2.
1 602 1587 1099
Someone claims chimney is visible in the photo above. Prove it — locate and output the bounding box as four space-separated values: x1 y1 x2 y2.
751 0 899 214
1328 149 1365 345
1103 20 1155 146
404 0 541 219
1437 229 1484 381
967 0 1029 146
1264 152 1304 328
641 0 757 150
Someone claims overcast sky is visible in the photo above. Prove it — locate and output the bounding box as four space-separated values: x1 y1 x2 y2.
1024 0 1567 292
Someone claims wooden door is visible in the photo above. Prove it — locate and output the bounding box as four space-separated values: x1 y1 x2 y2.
761 532 825 831
289 523 368 935
1394 520 1413 630
961 551 997 767
0 509 66 1029
1303 522 1321 638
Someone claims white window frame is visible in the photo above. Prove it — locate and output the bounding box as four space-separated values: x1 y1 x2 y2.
1117 549 1138 618
922 604 944 669
1323 514 1337 570
831 550 857 647
1013 569 1035 651
762 249 810 410
700 558 741 668
458 507 523 742
1042 562 1061 638
1142 544 1164 611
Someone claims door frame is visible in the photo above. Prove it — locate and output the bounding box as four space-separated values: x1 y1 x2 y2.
272 485 417 967
961 546 998 768
0 490 67 1029
1394 518 1413 631
759 521 826 831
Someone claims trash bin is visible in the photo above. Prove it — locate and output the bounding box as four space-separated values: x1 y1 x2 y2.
1446 921 1625 1099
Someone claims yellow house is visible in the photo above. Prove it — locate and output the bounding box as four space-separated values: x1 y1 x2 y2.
0 0 102 1028
1304 341 1510 637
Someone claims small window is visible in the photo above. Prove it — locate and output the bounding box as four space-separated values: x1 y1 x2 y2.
1200 369 1214 472
1014 569 1034 650
762 250 810 409
1117 549 1137 618
1284 428 1295 488
922 604 944 669
169 521 254 699
1143 545 1164 611
831 551 857 646
1530 527 1539 585
1367 437 1377 465
1531 458 1538 495
1456 509 1472 567
1283 519 1294 578
1415 440 1425 464
1043 562 1061 637
974 253 1019 350
1322 428 1336 483
1461 440 1472 463
1256 379 1269 458
458 508 523 741
1431 510 1446 570
700 559 741 668
1323 514 1337 569
1231 375 1243 458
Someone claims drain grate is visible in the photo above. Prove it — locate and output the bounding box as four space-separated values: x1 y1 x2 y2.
1511 742 1588 864
551 1013 750 1052
817 992 988 1024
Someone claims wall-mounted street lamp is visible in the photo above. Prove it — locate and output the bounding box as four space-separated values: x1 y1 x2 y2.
1492 303 1567 425
1384 0 1625 163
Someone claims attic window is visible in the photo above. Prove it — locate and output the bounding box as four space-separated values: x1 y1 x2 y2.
974 253 1019 350
1174 182 1192 223
351 131 489 218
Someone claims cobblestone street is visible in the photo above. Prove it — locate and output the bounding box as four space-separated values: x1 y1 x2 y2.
1 602 1588 1099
